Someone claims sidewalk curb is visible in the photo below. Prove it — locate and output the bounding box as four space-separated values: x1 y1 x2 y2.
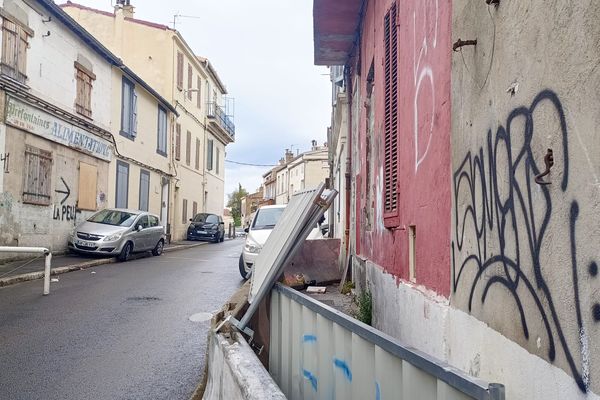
0 240 211 288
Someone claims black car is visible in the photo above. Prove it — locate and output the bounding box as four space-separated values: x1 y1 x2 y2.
187 213 225 243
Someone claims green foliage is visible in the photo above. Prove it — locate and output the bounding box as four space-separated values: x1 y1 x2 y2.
226 183 248 227
355 289 372 326
340 281 355 295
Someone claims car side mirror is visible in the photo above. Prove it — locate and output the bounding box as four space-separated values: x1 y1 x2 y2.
220 221 225 225
244 227 249 233
189 219 193 222
137 225 143 232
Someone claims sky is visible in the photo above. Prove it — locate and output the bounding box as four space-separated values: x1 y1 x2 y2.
73 0 332 204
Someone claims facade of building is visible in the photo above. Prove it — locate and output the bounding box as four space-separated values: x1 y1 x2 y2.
287 143 328 197
240 187 263 228
0 0 173 255
315 0 600 398
62 1 234 241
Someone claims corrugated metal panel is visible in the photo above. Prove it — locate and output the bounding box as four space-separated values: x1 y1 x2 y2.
270 284 505 400
234 184 337 333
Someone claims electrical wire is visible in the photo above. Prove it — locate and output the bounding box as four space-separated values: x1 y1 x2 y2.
225 160 278 167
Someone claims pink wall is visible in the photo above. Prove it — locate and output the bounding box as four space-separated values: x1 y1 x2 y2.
353 0 452 296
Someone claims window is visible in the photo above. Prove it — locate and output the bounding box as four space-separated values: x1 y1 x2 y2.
139 169 150 211
186 130 191 166
115 160 129 208
206 139 213 171
195 138 200 170
182 199 188 223
23 145 52 205
187 65 192 100
138 215 149 229
157 106 167 156
175 123 181 161
383 3 399 227
192 201 197 217
1 18 30 84
78 162 97 211
196 76 202 108
120 77 137 139
75 62 94 118
149 215 159 227
176 51 183 90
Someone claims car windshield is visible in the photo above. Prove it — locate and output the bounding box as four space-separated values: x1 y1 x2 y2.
87 209 138 227
252 207 285 230
192 213 218 223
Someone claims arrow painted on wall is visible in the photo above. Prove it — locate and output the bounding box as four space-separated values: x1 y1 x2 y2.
55 177 71 205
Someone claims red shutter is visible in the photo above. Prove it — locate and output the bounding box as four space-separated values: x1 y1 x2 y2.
383 3 400 227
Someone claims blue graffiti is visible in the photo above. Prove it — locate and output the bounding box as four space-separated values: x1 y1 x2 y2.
303 369 318 391
303 334 317 343
333 358 352 382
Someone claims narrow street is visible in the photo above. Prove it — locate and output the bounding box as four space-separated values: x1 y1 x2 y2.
0 239 244 400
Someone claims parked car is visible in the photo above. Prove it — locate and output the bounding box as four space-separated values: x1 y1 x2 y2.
238 204 326 279
68 208 165 261
187 213 225 243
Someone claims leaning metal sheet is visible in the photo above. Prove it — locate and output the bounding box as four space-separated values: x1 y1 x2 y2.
236 183 337 331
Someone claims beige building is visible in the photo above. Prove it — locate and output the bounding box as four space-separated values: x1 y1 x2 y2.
63 1 235 241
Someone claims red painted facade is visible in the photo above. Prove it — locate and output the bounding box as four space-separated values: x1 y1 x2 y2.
345 0 452 296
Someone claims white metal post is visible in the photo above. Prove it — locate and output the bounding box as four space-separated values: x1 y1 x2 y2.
0 247 52 295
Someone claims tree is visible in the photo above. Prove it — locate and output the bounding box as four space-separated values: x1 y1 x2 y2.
227 183 248 227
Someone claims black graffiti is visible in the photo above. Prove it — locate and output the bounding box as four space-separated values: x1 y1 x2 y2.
451 90 594 392
55 177 71 205
1 153 8 173
53 204 79 222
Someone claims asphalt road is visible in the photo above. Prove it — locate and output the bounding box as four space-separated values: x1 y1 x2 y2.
0 238 245 400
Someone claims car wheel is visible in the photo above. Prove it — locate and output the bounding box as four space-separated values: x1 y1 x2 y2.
118 242 133 262
220 232 225 242
239 254 251 280
152 239 164 256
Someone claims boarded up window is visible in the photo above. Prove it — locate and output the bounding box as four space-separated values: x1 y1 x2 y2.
195 138 200 170
206 139 213 171
196 76 202 108
176 51 184 90
186 130 191 166
383 3 399 227
187 65 193 100
175 123 181 161
75 62 95 118
139 169 150 211
182 198 188 224
1 18 29 84
23 145 52 205
78 162 97 211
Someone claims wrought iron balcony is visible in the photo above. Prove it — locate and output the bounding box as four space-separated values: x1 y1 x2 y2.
207 102 235 142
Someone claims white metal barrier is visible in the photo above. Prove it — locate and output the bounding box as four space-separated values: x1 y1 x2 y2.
270 283 505 400
0 247 52 295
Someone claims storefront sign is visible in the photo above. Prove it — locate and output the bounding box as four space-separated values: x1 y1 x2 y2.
5 96 113 161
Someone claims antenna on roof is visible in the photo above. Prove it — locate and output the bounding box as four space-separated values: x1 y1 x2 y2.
172 13 202 30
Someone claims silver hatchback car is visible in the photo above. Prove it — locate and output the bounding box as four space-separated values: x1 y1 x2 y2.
68 208 166 261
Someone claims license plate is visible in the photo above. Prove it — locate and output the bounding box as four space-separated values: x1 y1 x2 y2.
197 230 207 234
75 239 95 248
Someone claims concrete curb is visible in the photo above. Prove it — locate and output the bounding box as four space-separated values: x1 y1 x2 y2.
0 240 211 288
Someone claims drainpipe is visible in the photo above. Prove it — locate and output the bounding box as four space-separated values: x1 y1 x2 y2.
344 65 352 256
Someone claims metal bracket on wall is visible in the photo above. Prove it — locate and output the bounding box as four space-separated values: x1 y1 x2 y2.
535 148 554 185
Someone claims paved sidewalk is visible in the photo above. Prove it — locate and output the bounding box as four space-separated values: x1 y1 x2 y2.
0 240 213 287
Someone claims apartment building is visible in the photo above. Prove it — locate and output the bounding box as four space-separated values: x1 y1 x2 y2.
62 1 235 241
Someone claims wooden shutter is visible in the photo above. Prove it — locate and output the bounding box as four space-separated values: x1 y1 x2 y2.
78 162 97 211
383 3 400 227
175 123 181 161
195 138 200 170
75 62 94 118
187 65 193 100
182 198 188 223
1 19 29 84
196 76 202 108
206 139 213 171
192 201 197 217
131 90 138 138
177 51 184 89
186 130 191 166
23 145 52 205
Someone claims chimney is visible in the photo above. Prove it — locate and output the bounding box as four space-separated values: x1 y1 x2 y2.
115 0 134 18
285 149 294 163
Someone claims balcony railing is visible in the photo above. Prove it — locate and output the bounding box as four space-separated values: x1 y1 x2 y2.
207 102 235 139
